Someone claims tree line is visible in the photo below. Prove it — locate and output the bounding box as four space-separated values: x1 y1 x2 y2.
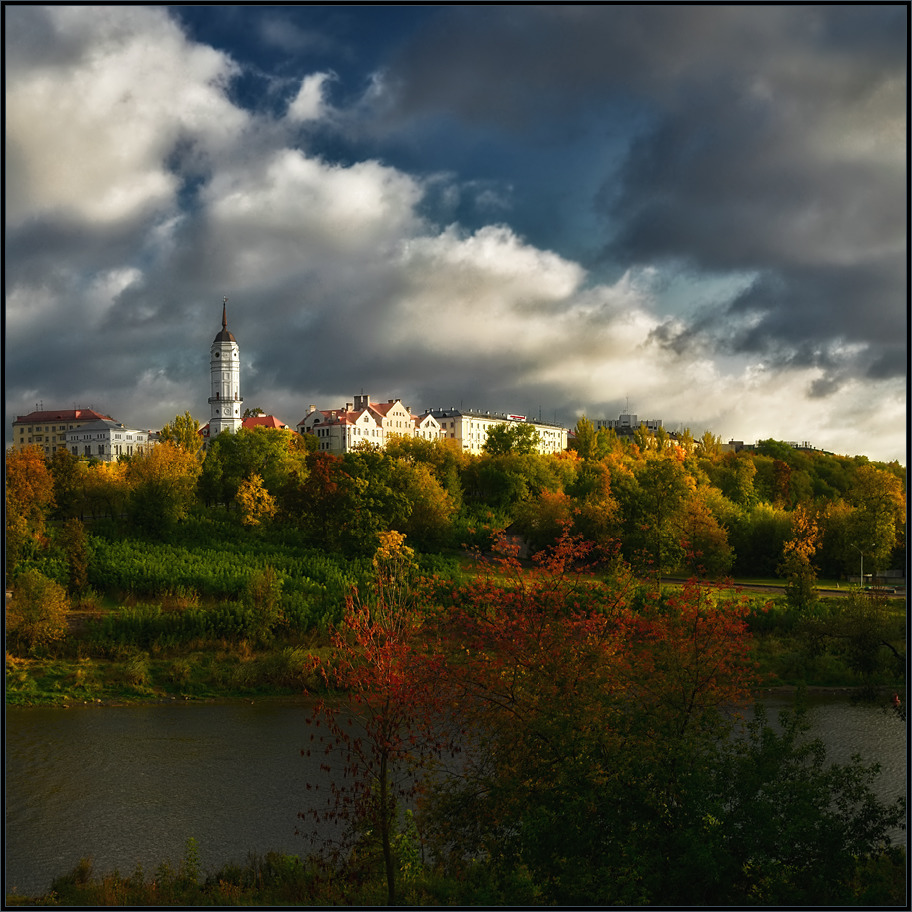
6 414 905 590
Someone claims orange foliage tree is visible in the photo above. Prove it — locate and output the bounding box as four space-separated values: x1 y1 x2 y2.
5 446 56 575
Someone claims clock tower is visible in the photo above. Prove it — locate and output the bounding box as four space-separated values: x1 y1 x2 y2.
208 297 243 437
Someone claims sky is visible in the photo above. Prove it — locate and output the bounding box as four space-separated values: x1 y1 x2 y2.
5 5 907 463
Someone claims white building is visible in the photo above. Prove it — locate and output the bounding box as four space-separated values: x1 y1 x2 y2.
297 394 443 454
11 408 112 457
207 298 243 438
427 408 567 455
65 418 157 461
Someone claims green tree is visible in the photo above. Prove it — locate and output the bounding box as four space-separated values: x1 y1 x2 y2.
125 442 201 537
58 517 89 595
695 430 722 459
729 502 791 577
624 454 693 589
570 416 597 460
483 421 540 456
201 427 308 510
6 568 70 653
48 448 82 519
389 459 457 550
718 452 758 507
242 566 284 644
845 464 904 577
158 411 202 452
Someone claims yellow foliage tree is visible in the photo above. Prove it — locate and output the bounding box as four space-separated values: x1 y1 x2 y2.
5 446 55 574
237 473 277 526
779 504 821 609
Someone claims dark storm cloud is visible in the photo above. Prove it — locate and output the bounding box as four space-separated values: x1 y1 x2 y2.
382 5 907 388
5 6 905 462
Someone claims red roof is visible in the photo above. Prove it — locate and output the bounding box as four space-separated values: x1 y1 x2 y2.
242 415 288 430
15 408 110 423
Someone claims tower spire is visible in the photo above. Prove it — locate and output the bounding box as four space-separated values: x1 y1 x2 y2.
222 296 228 331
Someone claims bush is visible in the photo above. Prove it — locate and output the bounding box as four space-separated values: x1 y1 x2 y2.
6 569 70 653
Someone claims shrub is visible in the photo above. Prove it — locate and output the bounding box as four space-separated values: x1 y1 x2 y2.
6 569 70 653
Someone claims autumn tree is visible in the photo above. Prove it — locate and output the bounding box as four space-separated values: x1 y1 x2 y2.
158 411 202 452
81 460 130 520
288 451 346 546
6 568 70 653
423 536 763 905
680 491 734 578
5 446 55 575
779 503 820 610
565 459 620 549
236 473 277 527
303 532 456 904
388 459 457 550
125 442 201 536
513 489 575 552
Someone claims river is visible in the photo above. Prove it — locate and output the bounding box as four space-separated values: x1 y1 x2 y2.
4 694 907 897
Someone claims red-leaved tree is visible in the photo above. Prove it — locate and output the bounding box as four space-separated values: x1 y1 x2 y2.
301 531 458 905
423 530 761 903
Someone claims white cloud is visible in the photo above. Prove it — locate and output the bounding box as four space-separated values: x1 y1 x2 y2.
201 149 425 286
287 72 334 122
4 7 905 466
6 6 245 226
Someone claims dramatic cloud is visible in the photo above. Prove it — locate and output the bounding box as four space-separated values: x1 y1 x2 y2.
4 6 906 463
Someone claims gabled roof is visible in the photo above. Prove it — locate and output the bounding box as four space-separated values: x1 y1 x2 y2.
15 408 110 424
301 406 381 427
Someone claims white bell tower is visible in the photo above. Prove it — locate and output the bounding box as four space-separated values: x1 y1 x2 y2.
208 297 243 437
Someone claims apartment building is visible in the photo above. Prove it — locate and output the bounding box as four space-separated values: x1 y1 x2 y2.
11 408 112 457
427 408 568 455
297 394 443 454
65 418 157 461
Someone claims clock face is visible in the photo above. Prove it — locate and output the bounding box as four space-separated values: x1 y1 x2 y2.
224 408 230 416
